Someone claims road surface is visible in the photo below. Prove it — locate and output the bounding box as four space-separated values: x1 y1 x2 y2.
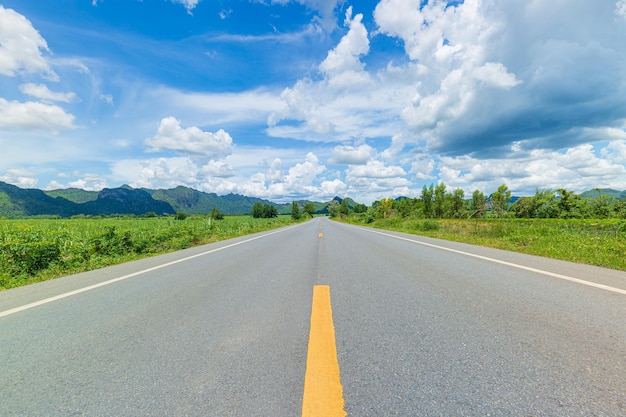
1 218 625 416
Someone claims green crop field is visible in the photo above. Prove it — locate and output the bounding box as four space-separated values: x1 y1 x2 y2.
0 216 296 290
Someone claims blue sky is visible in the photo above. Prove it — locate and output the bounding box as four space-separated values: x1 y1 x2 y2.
1 0 626 204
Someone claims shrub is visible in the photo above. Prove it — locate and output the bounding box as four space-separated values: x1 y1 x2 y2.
0 240 60 275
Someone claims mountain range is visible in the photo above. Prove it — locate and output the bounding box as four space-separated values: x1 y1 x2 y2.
1 181 623 218
0 181 350 218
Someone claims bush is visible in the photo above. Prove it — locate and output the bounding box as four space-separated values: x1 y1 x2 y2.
0 240 60 275
418 220 440 231
90 226 133 256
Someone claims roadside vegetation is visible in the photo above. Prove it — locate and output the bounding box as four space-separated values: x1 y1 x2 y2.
334 184 626 271
0 213 301 290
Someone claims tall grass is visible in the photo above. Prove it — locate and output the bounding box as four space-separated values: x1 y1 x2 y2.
343 217 626 271
0 216 296 290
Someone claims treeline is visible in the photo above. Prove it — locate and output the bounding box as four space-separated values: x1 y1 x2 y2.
342 184 626 222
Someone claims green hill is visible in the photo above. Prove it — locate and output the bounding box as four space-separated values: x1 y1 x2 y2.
580 188 626 200
45 188 98 203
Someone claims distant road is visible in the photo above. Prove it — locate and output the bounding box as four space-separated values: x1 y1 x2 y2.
1 218 625 416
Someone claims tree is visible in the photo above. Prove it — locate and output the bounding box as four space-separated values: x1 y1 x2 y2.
303 202 316 217
328 200 339 218
339 199 350 216
210 207 224 220
353 203 368 214
421 184 434 218
379 197 394 219
470 189 487 218
556 188 583 218
450 188 466 218
434 183 447 218
252 202 264 218
252 202 277 218
490 184 511 218
291 201 301 220
263 204 278 218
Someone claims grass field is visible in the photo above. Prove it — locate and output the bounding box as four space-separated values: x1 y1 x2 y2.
0 216 296 290
342 216 626 271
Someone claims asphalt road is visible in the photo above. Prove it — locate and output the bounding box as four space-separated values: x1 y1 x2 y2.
1 218 625 416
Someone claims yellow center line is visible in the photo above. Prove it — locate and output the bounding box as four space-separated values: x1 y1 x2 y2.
302 285 346 417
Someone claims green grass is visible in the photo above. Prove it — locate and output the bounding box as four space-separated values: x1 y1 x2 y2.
342 217 626 271
0 215 297 290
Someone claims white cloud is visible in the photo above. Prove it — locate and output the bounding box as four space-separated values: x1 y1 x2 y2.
601 139 626 163
0 6 56 79
439 143 626 195
145 117 233 157
616 0 626 19
319 178 347 197
329 144 374 164
45 173 108 192
473 62 522 89
0 168 38 188
346 159 406 180
66 173 108 191
319 7 370 87
200 160 235 178
171 0 200 14
0 98 76 132
20 83 77 103
112 157 202 190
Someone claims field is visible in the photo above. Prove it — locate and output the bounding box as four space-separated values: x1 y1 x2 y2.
342 217 626 271
0 216 296 290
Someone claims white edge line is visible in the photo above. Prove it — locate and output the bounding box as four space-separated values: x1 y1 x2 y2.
354 225 626 296
0 225 299 319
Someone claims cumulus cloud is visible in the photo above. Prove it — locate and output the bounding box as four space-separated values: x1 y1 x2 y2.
319 7 370 86
0 168 38 188
346 159 406 180
374 0 626 158
112 157 202 190
69 176 108 191
268 9 407 142
20 83 77 103
439 143 626 195
0 5 56 79
200 160 235 178
329 144 374 164
145 117 233 157
235 152 327 200
0 98 76 131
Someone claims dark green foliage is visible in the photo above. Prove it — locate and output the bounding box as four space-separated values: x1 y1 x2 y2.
339 199 350 216
303 202 316 216
90 226 133 256
252 202 278 218
210 208 224 220
0 240 60 275
291 201 301 220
